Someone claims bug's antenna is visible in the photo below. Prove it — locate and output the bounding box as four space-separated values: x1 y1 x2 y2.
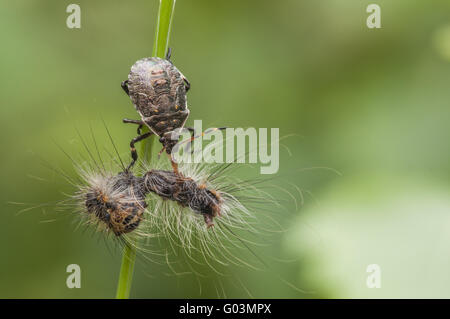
101 118 126 171
166 47 172 61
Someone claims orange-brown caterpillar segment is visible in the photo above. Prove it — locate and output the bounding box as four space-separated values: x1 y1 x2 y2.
84 172 147 236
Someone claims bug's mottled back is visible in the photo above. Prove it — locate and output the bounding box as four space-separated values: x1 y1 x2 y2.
127 57 189 136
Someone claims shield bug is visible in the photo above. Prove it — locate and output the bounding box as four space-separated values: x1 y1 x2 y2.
121 49 225 174
121 49 192 173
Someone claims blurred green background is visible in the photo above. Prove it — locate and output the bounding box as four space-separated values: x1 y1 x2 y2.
1 0 449 298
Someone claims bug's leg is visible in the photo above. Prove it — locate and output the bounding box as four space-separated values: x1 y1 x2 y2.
177 69 190 92
123 118 143 125
123 118 145 134
181 127 196 154
127 131 153 171
136 124 143 135
121 80 129 95
184 127 195 137
157 147 166 159
182 127 227 154
168 154 180 175
166 47 172 61
183 77 191 92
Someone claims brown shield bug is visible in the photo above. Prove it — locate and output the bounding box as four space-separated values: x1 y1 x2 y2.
121 49 225 174
121 49 192 172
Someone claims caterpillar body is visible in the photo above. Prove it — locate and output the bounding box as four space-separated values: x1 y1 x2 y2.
83 169 222 236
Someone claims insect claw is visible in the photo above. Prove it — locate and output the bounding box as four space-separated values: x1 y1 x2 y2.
158 147 166 159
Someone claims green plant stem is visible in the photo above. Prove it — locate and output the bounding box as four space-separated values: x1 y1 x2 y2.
152 0 177 58
115 242 137 299
115 0 176 299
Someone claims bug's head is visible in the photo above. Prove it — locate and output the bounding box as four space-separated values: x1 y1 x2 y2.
159 131 179 154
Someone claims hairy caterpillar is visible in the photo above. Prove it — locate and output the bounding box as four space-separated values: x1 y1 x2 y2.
81 168 223 236
16 128 311 296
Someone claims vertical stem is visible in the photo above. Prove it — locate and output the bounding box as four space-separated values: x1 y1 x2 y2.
152 0 177 58
115 0 177 299
115 242 137 299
